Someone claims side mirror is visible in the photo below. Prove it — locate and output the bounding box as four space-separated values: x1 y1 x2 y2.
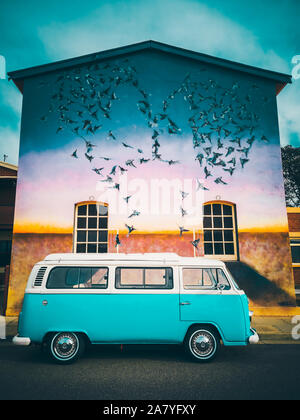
216 283 226 291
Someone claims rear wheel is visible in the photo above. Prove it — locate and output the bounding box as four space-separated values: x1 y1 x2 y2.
46 332 85 364
185 327 220 362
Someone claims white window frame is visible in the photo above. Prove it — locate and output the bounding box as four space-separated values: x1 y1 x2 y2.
203 201 238 261
73 201 109 253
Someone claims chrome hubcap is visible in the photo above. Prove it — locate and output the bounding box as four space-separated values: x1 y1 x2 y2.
52 333 78 359
191 331 215 358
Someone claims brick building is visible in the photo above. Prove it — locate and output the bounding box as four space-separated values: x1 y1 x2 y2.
287 207 300 305
0 161 17 314
5 41 298 314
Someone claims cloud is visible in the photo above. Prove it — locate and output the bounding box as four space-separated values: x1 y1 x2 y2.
37 1 289 72
277 80 300 147
37 0 298 147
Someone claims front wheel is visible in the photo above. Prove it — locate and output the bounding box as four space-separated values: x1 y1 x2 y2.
46 332 85 364
184 327 220 362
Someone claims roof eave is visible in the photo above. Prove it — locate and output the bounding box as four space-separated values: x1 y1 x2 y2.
7 40 292 95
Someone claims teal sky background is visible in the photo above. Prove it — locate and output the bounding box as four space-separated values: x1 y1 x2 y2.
0 0 300 166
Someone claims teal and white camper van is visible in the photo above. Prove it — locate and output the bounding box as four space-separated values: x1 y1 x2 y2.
13 253 259 364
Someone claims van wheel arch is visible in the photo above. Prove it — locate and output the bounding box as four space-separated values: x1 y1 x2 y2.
43 331 90 345
184 323 222 343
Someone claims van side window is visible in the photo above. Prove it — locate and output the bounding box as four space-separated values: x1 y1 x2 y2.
216 269 231 290
115 267 173 289
182 268 231 290
47 267 108 289
182 268 217 289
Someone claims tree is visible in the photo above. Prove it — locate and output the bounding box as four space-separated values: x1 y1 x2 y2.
281 145 300 207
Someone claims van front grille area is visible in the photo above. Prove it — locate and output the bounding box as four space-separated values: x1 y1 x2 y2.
34 267 47 287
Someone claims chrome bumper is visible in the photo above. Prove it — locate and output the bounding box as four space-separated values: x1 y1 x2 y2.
248 328 259 344
12 334 31 346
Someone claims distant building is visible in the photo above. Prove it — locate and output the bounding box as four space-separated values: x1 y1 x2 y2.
287 207 300 305
0 161 17 314
5 41 297 315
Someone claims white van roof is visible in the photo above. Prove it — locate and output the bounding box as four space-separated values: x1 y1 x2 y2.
42 253 225 267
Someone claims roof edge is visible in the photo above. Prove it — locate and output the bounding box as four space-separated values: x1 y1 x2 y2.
8 40 292 93
0 161 18 172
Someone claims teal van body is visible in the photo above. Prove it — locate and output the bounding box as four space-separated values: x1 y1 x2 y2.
14 253 258 362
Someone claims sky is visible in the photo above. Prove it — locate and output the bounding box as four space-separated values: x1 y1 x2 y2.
0 0 300 166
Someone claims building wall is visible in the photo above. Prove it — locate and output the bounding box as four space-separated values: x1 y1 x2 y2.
288 211 300 232
0 165 17 314
6 49 296 315
287 208 300 305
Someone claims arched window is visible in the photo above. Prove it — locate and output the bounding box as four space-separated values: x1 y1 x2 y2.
203 201 238 260
73 201 108 253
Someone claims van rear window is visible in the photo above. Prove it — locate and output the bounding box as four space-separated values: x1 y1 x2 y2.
46 267 108 289
115 267 173 289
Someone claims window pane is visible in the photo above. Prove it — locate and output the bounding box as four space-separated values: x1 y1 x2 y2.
87 244 97 253
225 243 235 255
214 243 224 255
91 268 108 288
204 230 212 242
88 218 97 229
145 269 166 285
76 243 86 253
98 244 108 253
99 218 108 229
224 217 233 228
224 230 234 242
203 205 211 215
118 268 144 286
213 230 223 242
183 268 203 288
217 269 231 290
47 267 72 289
78 267 92 288
65 268 79 286
204 242 213 254
77 217 86 229
203 217 212 228
99 205 108 216
291 246 300 263
77 230 87 242
88 231 97 242
213 217 222 228
203 269 216 286
212 204 221 215
223 205 232 215
98 230 108 242
88 204 98 216
78 205 87 216
183 268 216 289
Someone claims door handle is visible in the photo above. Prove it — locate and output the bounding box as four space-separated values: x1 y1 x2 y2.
180 301 191 305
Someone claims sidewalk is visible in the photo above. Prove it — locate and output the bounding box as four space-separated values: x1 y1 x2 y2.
2 316 300 344
251 316 300 344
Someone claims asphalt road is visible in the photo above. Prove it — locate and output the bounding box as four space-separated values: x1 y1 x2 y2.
0 340 299 400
